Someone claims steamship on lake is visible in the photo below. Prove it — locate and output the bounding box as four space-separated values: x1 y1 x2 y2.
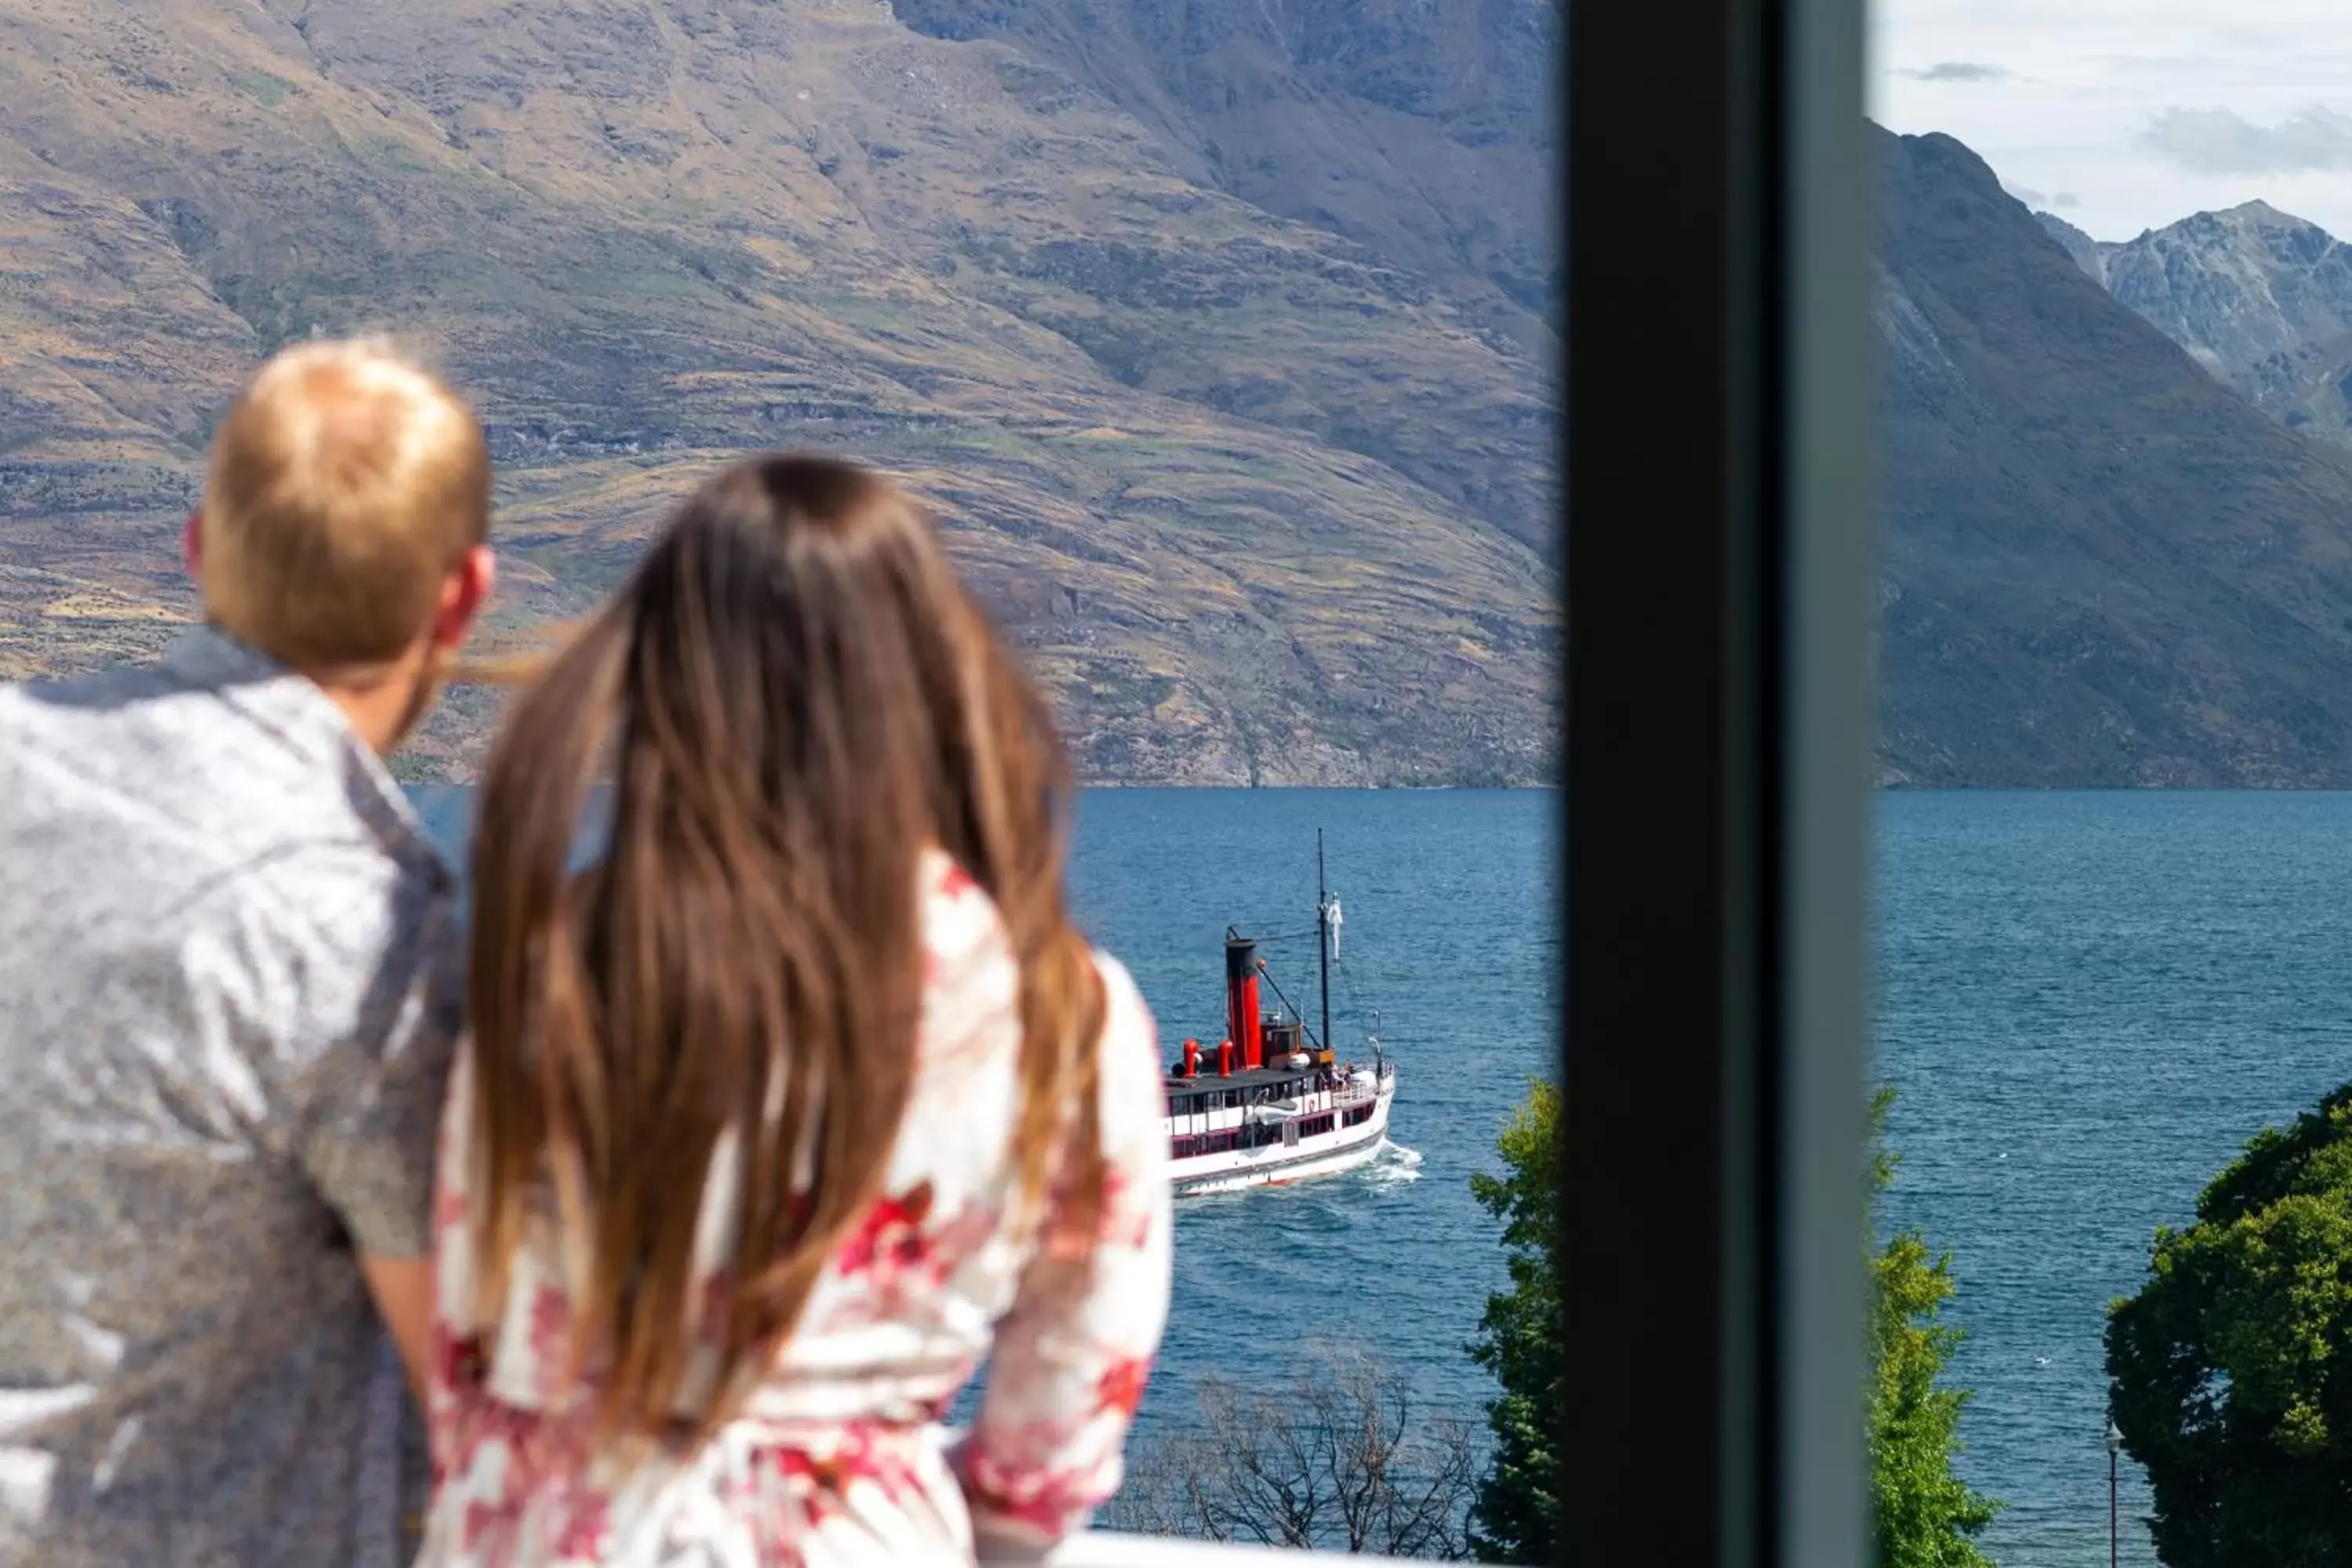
1161 833 1398 1196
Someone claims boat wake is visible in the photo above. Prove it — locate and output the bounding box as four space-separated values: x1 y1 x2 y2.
1366 1143 1424 1188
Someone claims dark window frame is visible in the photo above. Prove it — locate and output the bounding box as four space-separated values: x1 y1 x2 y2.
1563 0 1870 1563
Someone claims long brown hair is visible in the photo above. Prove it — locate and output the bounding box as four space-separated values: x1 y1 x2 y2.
464 454 1105 1450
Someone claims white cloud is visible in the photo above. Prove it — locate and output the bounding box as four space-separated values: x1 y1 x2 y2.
1872 0 2352 238
2141 107 2352 174
1901 62 2010 82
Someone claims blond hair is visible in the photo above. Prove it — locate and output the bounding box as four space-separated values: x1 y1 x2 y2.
201 337 492 673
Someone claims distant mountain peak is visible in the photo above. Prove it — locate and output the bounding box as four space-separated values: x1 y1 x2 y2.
2218 198 2308 227
2083 198 2352 395
2158 198 2329 245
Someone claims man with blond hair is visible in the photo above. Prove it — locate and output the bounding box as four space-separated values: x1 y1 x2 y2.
0 339 495 1566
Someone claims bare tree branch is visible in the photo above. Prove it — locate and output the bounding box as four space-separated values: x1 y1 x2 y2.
1098 1341 1480 1559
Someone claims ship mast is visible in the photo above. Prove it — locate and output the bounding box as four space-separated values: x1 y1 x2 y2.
1316 829 1332 1058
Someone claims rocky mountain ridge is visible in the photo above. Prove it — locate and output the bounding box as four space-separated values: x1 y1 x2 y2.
2037 201 2352 448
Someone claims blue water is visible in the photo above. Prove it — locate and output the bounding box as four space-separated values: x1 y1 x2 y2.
408 784 2344 1567
1877 792 2352 1567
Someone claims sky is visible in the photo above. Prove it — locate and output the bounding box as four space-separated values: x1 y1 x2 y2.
1869 0 2352 240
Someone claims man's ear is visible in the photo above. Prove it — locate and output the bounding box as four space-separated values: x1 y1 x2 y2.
182 509 202 582
430 546 496 654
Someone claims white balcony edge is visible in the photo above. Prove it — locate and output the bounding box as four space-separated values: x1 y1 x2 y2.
983 1530 1411 1566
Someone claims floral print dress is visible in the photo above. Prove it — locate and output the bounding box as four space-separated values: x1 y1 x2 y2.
417 853 1174 1566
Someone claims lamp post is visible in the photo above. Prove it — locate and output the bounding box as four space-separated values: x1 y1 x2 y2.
2106 1418 2125 1568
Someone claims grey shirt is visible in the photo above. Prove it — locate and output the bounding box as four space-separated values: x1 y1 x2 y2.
0 626 461 1566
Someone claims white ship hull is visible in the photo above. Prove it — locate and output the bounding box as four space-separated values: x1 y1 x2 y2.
1163 1066 1397 1197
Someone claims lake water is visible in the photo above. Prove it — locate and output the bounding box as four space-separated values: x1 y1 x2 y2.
1878 792 2352 1567
408 785 2350 1566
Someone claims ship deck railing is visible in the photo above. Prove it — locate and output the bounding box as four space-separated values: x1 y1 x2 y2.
1165 1078 1385 1117
1240 1082 1381 1118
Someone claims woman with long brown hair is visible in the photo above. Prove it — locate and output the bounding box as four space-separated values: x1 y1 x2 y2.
419 454 1172 1566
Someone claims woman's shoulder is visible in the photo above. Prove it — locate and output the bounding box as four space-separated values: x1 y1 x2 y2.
920 845 994 922
914 848 1160 1085
1083 949 1165 1128
917 848 1014 985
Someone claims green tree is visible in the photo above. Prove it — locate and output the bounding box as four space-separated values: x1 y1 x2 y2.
1462 1083 1993 1566
1867 1087 1999 1568
1466 1080 1561 1564
2106 1082 2352 1568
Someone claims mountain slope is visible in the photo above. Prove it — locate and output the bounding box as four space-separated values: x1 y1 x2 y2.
0 0 1556 786
2233 332 2352 443
2034 210 2110 285
1876 127 2352 786
889 0 1561 354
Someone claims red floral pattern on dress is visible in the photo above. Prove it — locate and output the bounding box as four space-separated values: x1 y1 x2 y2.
1096 1356 1151 1421
834 1182 934 1279
418 851 1172 1566
762 1423 929 1537
460 1496 521 1561
812 1180 1012 1334
549 1492 611 1560
438 1327 487 1394
955 1440 1115 1542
